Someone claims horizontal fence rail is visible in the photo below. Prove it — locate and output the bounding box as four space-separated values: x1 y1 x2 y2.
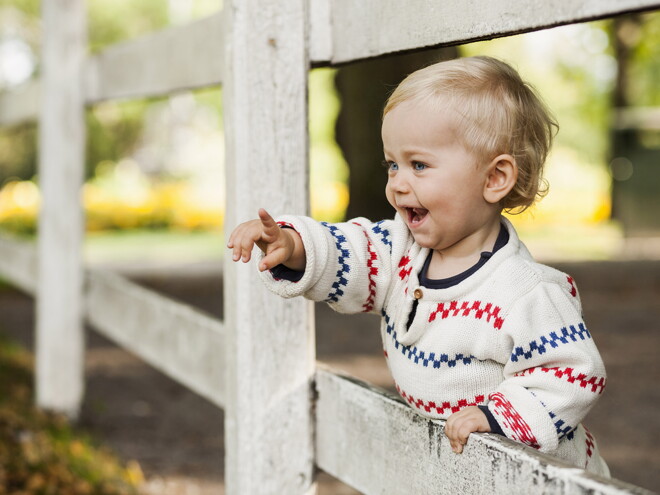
0 79 40 127
0 238 226 407
321 0 660 64
1 240 305 485
84 269 226 408
2 0 660 124
1 233 651 494
85 12 224 103
315 368 654 495
0 235 37 294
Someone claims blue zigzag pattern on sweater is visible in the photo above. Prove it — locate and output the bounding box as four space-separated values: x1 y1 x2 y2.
372 221 392 253
552 415 575 441
531 391 576 441
511 323 591 363
382 310 475 368
321 222 350 303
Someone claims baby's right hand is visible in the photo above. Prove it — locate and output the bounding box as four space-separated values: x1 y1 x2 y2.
227 208 302 272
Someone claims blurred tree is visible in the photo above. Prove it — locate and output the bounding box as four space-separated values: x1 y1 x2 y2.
0 0 171 183
0 123 37 180
85 100 156 179
335 47 458 221
86 0 169 53
613 11 660 107
609 12 660 234
612 14 639 108
0 1 40 182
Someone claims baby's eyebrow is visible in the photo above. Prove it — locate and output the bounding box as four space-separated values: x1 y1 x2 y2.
383 148 413 157
399 148 433 159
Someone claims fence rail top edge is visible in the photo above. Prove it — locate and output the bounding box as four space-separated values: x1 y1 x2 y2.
1 1 659 114
315 366 655 495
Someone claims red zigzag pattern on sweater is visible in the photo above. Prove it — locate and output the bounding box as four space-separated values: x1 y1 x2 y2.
514 366 606 394
396 384 485 416
428 300 504 330
488 392 541 449
398 255 412 281
584 427 595 461
352 222 378 313
566 275 577 297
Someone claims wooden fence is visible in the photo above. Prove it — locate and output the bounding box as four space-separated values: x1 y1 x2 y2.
1 1 659 494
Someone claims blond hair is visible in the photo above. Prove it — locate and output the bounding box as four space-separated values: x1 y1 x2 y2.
383 56 558 211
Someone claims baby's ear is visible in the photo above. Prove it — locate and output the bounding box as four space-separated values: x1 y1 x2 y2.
483 154 518 204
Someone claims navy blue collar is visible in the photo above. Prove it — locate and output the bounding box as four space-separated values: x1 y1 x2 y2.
419 223 509 289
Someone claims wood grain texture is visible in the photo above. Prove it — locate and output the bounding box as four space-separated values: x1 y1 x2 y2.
309 0 333 64
84 269 226 408
321 0 660 64
85 12 224 102
4 1 659 113
0 79 39 127
35 0 86 418
222 1 315 494
315 368 654 495
0 234 37 295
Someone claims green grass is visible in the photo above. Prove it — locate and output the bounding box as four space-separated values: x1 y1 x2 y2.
0 335 142 495
84 229 225 264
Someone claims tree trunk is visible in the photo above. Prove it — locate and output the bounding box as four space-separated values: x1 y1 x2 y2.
335 47 458 221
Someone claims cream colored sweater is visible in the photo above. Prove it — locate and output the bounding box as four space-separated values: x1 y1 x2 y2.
259 215 609 476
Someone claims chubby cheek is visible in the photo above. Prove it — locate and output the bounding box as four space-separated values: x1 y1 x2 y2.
384 184 398 212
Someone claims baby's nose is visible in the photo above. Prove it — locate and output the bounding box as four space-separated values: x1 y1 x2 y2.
388 173 410 192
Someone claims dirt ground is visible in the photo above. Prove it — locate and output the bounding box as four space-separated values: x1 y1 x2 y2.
0 258 659 494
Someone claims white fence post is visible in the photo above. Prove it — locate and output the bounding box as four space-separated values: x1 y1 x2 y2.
222 1 315 494
35 0 87 418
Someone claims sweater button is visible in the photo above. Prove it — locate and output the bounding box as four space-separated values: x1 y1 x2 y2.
413 288 423 300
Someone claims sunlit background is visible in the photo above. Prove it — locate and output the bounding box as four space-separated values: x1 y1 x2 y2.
0 1 659 265
1 3 660 494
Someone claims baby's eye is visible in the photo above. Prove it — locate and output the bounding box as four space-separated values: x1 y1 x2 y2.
382 160 398 171
413 161 427 171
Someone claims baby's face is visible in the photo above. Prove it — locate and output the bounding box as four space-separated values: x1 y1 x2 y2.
382 99 495 254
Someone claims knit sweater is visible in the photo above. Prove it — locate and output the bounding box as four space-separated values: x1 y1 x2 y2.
259 214 609 475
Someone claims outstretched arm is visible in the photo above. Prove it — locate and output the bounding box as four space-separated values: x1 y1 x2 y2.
227 208 306 272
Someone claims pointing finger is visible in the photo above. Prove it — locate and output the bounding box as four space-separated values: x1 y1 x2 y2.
259 208 282 242
258 208 276 228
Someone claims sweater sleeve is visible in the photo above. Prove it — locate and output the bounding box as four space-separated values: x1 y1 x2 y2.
257 215 401 315
487 277 607 453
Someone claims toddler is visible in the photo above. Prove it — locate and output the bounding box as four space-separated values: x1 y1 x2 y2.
228 56 609 475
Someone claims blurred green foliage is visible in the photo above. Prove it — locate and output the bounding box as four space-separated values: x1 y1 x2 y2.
86 100 153 180
462 11 659 168
0 123 37 181
0 0 221 185
620 12 660 106
0 3 658 230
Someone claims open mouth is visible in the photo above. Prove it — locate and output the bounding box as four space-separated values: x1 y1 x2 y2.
406 207 428 226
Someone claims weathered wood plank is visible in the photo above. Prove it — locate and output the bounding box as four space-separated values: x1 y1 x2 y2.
309 0 333 64
0 80 39 127
35 0 86 419
222 0 315 494
85 12 224 102
4 1 655 112
84 269 226 408
315 368 654 495
0 234 37 295
320 0 660 64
